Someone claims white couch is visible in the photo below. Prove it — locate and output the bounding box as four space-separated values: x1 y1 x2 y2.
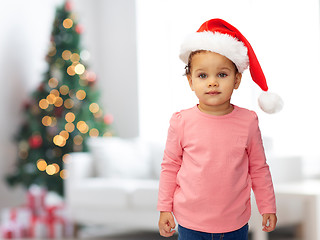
64 137 163 232
64 137 304 239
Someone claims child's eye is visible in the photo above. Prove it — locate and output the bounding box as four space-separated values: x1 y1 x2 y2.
218 73 227 78
198 73 207 79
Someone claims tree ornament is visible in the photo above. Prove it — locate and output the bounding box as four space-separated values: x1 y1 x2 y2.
104 114 114 125
29 135 43 149
23 100 31 110
65 0 73 11
75 24 84 34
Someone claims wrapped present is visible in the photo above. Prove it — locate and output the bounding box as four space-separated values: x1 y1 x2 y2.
30 215 48 239
0 187 74 239
33 204 73 238
46 206 64 239
30 205 64 239
1 221 23 238
0 207 31 239
45 191 74 238
27 185 47 216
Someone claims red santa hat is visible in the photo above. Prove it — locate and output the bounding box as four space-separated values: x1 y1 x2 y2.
179 18 283 114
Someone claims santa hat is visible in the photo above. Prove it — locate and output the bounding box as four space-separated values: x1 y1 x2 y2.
179 18 283 114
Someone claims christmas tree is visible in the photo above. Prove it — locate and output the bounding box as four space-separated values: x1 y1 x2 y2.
6 1 114 196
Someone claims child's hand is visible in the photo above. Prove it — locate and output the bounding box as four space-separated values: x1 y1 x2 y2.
262 213 277 232
158 211 176 237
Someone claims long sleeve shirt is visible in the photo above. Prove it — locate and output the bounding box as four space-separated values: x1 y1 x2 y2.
157 105 276 233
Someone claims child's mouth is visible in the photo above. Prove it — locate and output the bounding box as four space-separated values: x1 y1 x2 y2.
206 91 221 95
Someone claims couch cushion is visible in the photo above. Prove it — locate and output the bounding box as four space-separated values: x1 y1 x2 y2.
148 140 165 179
88 137 152 179
68 179 128 209
129 179 159 209
68 178 159 210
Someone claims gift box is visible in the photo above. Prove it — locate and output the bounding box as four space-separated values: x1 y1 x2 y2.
0 207 32 239
30 215 48 239
27 185 47 216
0 185 74 239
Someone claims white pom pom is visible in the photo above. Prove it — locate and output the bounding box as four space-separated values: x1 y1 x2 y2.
258 91 284 114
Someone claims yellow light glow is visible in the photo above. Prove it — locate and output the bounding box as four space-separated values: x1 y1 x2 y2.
89 103 100 113
60 130 69 140
62 50 72 60
76 90 86 100
54 97 63 107
53 135 66 147
60 169 67 179
70 53 80 62
75 63 85 75
42 116 52 126
65 112 75 123
52 163 60 174
67 65 76 76
76 121 89 133
63 18 73 29
46 94 56 104
46 165 56 175
89 128 99 137
48 78 59 88
39 99 49 109
65 122 75 132
50 89 60 97
59 85 69 95
64 99 74 109
73 135 83 145
37 159 47 171
62 154 70 163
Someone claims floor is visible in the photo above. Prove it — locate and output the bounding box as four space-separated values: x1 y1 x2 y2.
78 226 300 240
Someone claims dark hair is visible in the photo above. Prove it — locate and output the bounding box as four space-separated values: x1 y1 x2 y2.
184 50 239 76
184 50 205 76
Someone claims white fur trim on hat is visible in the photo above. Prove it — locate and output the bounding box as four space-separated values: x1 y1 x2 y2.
179 31 249 73
258 91 284 114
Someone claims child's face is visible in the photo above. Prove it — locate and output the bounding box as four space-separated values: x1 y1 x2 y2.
187 51 242 114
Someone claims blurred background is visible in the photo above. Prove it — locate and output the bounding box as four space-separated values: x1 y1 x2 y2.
0 0 320 239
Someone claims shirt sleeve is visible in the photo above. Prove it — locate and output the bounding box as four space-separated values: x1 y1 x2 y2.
157 112 184 212
248 112 277 215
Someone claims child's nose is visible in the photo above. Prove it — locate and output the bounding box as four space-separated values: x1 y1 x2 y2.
208 78 219 87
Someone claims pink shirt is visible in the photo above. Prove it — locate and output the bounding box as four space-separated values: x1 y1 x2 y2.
157 105 276 233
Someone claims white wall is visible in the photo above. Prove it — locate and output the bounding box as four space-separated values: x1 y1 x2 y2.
0 0 65 209
74 0 139 138
136 0 320 176
0 0 138 209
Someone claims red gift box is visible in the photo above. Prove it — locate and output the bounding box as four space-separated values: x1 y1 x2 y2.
1 207 31 239
46 206 65 238
27 185 47 216
1 186 74 239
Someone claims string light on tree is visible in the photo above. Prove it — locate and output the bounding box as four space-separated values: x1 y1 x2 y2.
6 0 114 196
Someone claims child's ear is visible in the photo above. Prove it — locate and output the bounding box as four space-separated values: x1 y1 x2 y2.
187 75 194 91
234 72 242 89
